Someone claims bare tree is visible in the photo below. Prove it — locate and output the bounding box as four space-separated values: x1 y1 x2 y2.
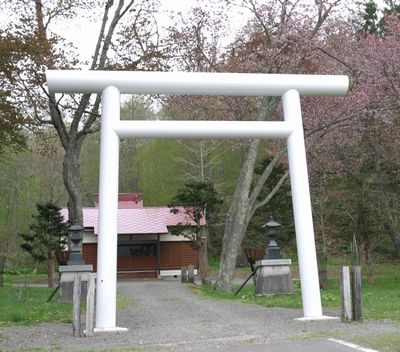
1 0 164 225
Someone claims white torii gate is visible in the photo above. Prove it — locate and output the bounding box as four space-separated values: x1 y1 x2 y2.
46 70 348 331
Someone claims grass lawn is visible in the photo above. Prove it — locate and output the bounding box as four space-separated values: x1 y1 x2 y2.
0 275 134 326
3 273 48 285
0 285 72 326
13 348 169 352
1 262 399 325
196 262 400 320
80 349 170 352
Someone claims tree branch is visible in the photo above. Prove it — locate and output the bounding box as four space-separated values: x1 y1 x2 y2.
317 47 353 71
312 0 341 37
77 95 101 139
48 92 69 150
91 0 114 70
248 147 287 207
251 169 289 217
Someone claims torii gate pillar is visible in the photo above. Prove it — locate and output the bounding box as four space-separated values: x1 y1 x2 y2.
283 89 322 318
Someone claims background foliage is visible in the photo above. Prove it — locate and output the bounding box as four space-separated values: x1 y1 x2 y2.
0 0 398 281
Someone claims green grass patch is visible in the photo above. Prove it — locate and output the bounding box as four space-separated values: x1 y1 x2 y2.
192 282 305 309
16 347 63 352
0 286 71 326
117 290 135 309
351 332 400 352
197 262 400 320
3 273 48 285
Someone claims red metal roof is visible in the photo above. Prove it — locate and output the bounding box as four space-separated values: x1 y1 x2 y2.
60 206 205 235
94 193 144 209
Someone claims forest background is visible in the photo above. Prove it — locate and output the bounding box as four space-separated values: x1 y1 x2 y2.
0 0 399 290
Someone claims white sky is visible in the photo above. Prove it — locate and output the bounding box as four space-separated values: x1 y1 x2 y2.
58 0 248 63
0 0 388 63
54 0 389 63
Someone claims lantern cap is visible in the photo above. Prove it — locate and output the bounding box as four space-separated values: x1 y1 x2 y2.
263 216 281 228
69 223 84 232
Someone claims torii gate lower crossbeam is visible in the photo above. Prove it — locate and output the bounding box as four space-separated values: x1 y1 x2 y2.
46 71 349 330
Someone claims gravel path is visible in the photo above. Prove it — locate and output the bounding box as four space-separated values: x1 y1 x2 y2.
1 279 399 351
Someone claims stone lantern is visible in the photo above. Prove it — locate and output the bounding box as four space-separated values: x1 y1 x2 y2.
59 223 93 303
255 216 293 295
264 216 282 260
67 223 85 265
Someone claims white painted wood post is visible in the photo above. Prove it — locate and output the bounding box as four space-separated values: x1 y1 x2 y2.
85 274 96 336
283 89 323 319
95 86 120 330
181 266 188 283
341 266 352 322
351 266 362 322
72 274 82 337
188 265 195 284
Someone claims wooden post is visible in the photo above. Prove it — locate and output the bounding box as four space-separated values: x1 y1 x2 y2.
85 274 95 337
181 266 188 283
340 266 352 322
188 265 195 284
72 274 82 337
352 266 362 322
156 234 161 277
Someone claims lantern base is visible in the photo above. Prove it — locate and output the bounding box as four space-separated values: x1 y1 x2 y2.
67 252 85 266
255 259 293 295
58 265 93 303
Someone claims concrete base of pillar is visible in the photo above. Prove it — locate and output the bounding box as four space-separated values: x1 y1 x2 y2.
59 265 93 303
94 327 129 333
255 259 293 295
295 316 339 321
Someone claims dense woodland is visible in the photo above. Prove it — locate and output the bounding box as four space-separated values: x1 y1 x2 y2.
0 0 399 290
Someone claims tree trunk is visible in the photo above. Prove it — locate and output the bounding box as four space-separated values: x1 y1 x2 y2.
63 144 84 225
390 233 400 258
318 211 329 289
47 257 55 288
0 256 5 287
198 227 210 285
214 140 260 292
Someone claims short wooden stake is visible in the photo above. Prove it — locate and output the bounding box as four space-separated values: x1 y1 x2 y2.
181 266 188 283
351 266 362 322
187 265 195 284
85 274 95 337
72 274 82 337
340 266 352 322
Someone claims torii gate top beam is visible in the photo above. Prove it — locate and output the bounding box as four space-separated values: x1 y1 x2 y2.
46 70 349 96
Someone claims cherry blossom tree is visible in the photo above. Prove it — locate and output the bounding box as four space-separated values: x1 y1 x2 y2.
165 0 366 291
213 0 353 292
307 10 400 266
166 0 358 292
